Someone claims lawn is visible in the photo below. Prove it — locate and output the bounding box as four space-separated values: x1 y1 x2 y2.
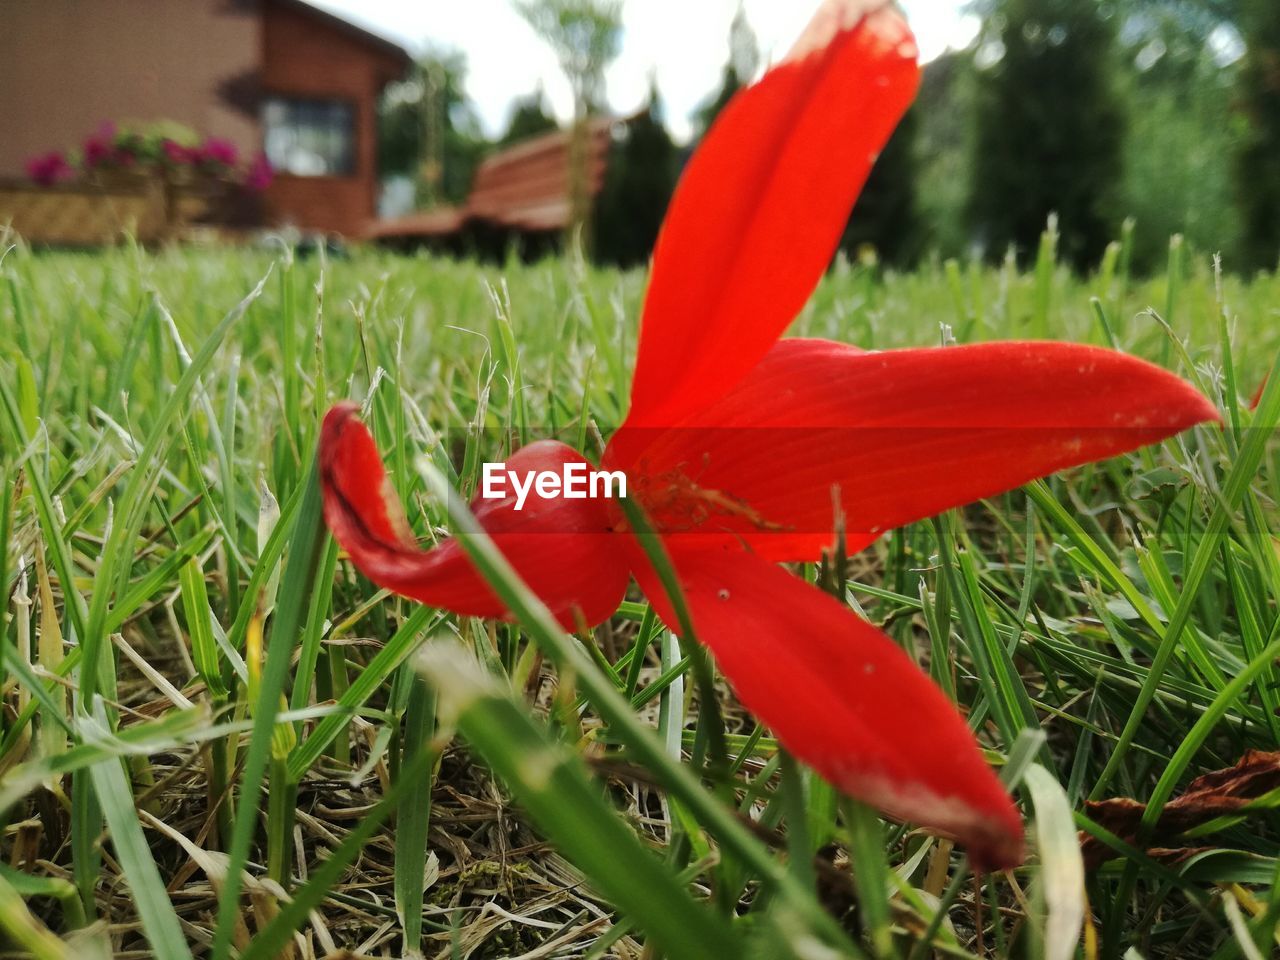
1 237 1278 959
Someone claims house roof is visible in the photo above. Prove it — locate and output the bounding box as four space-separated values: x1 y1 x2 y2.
269 0 412 71
370 118 616 241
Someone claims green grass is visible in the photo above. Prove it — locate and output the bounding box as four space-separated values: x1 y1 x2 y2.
0 231 1278 959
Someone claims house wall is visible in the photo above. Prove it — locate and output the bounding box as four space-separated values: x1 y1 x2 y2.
0 0 261 178
261 0 402 236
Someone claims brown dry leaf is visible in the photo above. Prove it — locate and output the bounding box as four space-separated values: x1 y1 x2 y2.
1082 749 1280 867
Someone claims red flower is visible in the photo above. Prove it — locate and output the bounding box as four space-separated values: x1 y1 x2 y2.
1250 377 1266 411
25 151 73 186
197 137 239 168
243 152 274 192
318 0 1217 870
161 138 194 166
82 122 117 169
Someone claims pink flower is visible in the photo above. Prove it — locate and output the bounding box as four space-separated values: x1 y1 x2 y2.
25 151 74 186
244 152 273 191
198 137 239 168
82 122 117 169
161 139 194 165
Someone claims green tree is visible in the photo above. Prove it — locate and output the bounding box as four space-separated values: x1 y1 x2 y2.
692 5 759 138
1118 5 1241 269
594 83 679 266
378 46 487 207
841 106 921 267
968 0 1126 267
500 87 559 146
1235 0 1280 270
515 0 623 245
1122 0 1239 31
914 50 978 258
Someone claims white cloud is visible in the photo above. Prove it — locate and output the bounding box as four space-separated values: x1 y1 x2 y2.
307 0 978 143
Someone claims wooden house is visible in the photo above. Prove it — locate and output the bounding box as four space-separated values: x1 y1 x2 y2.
0 0 410 241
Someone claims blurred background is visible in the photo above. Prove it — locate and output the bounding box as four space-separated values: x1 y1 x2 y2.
1 0 1276 274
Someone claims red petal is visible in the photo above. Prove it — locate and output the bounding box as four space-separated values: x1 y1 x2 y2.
319 403 628 629
613 340 1218 560
632 542 1024 870
624 2 919 430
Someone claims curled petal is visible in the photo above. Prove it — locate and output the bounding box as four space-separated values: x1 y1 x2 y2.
633 543 1024 870
624 1 919 430
614 339 1218 560
319 403 628 629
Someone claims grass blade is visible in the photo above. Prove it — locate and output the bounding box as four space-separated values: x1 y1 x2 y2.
211 457 326 960
419 641 741 960
83 710 194 960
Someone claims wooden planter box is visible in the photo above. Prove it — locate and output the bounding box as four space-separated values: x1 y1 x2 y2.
0 176 235 246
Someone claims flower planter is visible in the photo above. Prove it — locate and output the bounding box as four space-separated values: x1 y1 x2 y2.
0 177 165 245
0 175 248 246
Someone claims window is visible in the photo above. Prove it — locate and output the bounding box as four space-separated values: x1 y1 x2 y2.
262 97 355 176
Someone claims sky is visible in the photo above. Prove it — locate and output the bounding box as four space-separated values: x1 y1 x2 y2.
310 1 979 143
